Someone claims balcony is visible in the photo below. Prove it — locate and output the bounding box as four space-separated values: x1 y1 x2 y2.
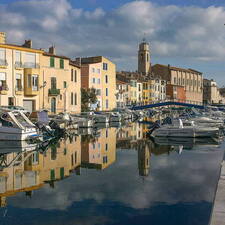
0 59 8 68
0 84 8 95
23 62 40 69
15 61 24 70
15 86 23 95
48 88 60 96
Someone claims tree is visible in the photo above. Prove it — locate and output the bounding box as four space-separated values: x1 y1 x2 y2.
81 88 97 112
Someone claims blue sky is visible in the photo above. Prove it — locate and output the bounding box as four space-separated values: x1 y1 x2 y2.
0 0 225 84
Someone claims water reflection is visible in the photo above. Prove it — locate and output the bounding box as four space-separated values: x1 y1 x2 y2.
0 123 223 225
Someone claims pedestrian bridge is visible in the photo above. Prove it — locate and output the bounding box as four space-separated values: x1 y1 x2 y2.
131 101 204 110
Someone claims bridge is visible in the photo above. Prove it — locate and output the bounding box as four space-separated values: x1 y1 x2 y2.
131 101 205 110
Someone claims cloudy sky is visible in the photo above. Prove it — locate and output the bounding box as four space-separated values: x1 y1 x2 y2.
1 0 225 84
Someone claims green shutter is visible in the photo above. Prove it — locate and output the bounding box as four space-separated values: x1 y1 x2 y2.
50 57 55 67
60 167 64 179
50 169 55 180
60 59 64 69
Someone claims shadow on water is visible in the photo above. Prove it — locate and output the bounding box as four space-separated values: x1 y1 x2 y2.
0 123 224 225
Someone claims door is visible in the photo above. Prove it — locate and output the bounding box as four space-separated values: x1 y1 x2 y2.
51 97 56 114
23 100 34 112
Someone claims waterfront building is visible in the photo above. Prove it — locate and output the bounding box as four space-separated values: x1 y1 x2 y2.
116 75 130 108
40 47 81 114
203 79 225 104
166 84 186 102
79 56 116 111
0 34 43 111
152 64 203 105
81 128 117 170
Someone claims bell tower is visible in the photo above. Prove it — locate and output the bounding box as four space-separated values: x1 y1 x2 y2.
138 37 151 75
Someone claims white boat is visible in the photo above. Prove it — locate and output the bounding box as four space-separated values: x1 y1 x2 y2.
150 119 219 138
191 116 224 128
0 110 39 141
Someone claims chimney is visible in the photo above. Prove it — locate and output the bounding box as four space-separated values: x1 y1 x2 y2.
75 57 81 66
22 40 32 48
0 32 6 44
49 46 56 55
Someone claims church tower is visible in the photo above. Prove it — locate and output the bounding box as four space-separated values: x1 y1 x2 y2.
138 38 151 75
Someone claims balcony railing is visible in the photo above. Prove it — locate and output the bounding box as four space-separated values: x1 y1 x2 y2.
15 61 23 68
23 62 40 69
48 88 60 96
0 84 8 91
15 86 23 91
0 59 8 67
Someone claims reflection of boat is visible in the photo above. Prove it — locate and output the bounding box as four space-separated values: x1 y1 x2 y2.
0 110 39 141
150 119 219 138
152 136 220 149
0 141 38 153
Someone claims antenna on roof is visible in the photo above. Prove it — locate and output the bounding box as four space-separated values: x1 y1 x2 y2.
143 33 147 42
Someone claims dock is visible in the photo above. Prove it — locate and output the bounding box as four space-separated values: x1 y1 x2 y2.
210 154 225 225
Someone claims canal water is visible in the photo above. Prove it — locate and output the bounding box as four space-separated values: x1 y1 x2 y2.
0 123 224 225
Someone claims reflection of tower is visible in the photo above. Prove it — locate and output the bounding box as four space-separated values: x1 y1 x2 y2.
138 144 150 176
0 196 6 207
138 38 151 75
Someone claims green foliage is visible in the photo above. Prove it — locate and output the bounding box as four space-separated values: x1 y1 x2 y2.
81 88 97 112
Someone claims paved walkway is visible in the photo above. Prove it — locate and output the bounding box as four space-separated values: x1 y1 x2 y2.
210 159 225 225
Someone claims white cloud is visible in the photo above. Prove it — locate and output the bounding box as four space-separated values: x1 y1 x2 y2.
0 0 225 75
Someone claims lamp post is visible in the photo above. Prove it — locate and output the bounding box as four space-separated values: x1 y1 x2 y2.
40 81 47 110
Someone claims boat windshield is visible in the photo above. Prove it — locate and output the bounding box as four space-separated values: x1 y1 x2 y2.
14 113 33 127
0 113 15 127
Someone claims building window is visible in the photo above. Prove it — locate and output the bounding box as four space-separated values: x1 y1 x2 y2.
92 78 95 83
105 143 108 151
60 59 64 69
0 72 7 90
74 93 77 105
106 99 109 109
32 75 38 91
74 70 77 82
64 81 67 88
105 75 108 83
106 88 108 96
103 63 108 70
174 77 177 84
97 68 100 74
98 78 100 84
51 77 56 89
0 48 6 62
71 92 73 105
15 51 21 65
50 57 55 67
15 74 22 91
92 68 95 73
71 69 73 81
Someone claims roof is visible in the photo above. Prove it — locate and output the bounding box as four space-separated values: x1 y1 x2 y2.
69 60 81 68
0 43 44 53
153 64 202 75
43 52 70 60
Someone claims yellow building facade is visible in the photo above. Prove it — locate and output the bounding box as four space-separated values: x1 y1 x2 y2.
40 48 81 114
0 40 43 111
80 56 116 111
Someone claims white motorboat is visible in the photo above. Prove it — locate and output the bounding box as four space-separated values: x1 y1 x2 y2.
0 109 40 141
190 116 224 128
150 119 219 138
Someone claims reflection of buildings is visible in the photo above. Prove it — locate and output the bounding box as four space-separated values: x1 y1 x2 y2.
138 143 150 177
0 136 81 207
81 128 117 170
116 123 146 149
